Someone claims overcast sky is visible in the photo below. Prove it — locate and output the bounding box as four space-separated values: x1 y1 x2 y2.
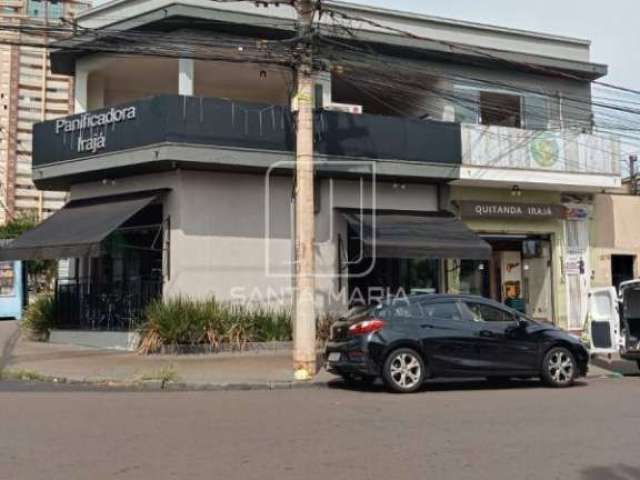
346 0 639 91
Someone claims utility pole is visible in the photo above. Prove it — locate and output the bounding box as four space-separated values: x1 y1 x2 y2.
630 154 638 195
292 0 317 379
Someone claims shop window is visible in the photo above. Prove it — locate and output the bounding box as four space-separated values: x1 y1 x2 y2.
347 252 441 306
0 262 16 296
450 260 490 297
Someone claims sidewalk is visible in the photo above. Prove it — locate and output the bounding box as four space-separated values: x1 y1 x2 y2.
2 334 335 389
0 320 19 370
2 331 637 390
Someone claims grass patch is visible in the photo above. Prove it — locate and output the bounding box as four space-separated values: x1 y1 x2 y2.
138 366 179 383
0 368 50 382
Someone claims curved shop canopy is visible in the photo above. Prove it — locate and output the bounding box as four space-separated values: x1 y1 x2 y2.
0 191 165 261
343 210 491 260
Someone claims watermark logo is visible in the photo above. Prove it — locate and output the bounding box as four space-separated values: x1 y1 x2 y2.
264 159 379 281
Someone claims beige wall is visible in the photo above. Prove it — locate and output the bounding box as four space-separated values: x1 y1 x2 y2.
591 193 640 287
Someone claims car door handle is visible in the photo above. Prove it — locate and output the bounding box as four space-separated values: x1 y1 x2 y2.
479 330 494 338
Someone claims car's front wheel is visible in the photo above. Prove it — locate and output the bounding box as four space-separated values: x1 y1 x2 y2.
382 348 425 393
541 346 577 388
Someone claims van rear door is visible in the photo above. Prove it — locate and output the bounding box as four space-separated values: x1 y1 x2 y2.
587 287 620 354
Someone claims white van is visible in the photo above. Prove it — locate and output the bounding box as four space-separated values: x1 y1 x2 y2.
587 281 640 370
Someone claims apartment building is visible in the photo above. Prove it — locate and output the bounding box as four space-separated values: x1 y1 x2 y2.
0 0 88 223
0 0 622 339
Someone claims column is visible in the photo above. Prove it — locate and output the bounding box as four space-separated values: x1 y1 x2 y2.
178 58 194 96
74 69 88 114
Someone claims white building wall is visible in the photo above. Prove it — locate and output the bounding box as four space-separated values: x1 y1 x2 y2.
70 170 439 313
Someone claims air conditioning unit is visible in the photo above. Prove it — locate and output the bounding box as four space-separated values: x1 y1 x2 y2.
324 103 363 115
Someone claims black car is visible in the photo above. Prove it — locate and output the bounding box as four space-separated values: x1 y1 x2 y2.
325 294 589 393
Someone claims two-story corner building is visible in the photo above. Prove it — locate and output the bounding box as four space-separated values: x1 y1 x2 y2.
0 0 621 337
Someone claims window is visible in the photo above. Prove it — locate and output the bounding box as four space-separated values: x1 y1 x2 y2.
524 94 550 130
480 91 522 128
28 0 63 19
464 302 514 323
0 262 16 296
423 301 463 322
453 87 479 124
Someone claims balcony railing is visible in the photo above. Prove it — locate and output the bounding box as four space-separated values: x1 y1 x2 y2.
33 95 461 170
32 95 620 190
460 124 620 177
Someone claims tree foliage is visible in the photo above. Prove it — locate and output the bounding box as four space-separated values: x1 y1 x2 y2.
0 213 38 240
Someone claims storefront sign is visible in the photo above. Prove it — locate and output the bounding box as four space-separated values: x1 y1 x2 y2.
459 201 565 220
54 106 137 155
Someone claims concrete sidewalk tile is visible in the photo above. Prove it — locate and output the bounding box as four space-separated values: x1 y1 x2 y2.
2 337 340 391
0 320 20 370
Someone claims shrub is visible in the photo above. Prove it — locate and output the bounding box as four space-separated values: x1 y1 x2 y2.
21 294 57 341
317 312 342 345
138 296 293 354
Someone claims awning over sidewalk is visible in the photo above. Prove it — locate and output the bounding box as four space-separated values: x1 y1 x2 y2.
343 211 492 260
0 191 164 261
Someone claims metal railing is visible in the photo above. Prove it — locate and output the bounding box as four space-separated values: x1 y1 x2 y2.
54 277 162 331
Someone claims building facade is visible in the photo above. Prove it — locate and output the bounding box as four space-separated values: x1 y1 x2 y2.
0 0 88 223
0 0 622 334
591 182 640 292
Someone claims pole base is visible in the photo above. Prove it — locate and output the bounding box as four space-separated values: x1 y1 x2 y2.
293 361 317 380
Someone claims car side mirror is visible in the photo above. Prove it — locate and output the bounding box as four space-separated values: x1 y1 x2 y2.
517 317 529 328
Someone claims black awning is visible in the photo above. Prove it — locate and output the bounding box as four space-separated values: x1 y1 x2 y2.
0 191 163 261
343 211 491 260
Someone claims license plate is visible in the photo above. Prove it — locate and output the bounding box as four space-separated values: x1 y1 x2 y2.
328 352 341 362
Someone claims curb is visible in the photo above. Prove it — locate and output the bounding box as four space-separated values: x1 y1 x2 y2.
587 371 625 380
0 372 333 392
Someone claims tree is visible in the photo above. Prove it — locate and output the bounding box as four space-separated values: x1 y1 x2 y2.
0 213 56 293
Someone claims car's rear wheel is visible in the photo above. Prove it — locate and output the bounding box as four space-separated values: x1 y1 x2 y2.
541 346 577 388
382 348 425 393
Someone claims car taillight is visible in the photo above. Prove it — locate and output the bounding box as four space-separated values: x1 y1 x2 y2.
349 318 386 335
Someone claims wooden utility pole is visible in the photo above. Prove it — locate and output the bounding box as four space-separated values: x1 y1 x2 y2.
293 0 317 379
630 154 638 195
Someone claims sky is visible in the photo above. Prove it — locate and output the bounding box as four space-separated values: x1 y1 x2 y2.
346 0 639 91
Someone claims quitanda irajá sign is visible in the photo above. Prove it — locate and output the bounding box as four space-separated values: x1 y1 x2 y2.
458 201 565 220
54 106 137 154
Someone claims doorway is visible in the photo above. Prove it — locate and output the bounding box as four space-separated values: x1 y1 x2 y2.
611 255 636 292
482 235 553 322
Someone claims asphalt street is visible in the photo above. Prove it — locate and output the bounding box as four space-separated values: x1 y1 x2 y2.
1 377 639 480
